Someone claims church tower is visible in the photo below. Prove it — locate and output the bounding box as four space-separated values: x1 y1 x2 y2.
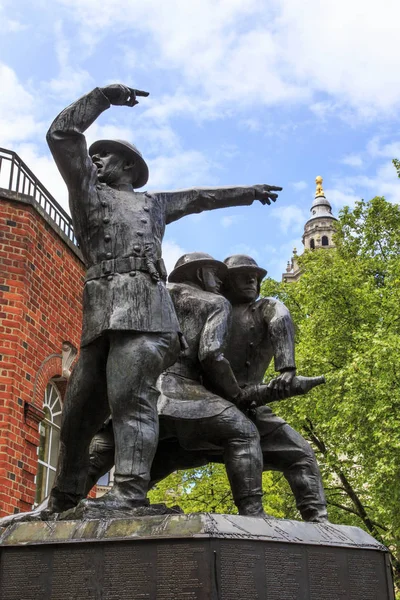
282 176 338 282
303 176 337 251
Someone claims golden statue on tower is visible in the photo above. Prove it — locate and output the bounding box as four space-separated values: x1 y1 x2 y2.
315 175 325 197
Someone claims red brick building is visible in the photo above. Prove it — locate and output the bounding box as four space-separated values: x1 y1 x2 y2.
0 147 85 517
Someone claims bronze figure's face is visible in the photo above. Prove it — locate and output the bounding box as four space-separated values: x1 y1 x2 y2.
228 270 259 303
201 266 224 295
92 148 136 185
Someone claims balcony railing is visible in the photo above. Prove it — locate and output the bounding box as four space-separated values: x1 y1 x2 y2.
0 147 77 245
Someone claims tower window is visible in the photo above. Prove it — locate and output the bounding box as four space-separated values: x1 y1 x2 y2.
322 236 329 246
310 239 315 249
35 382 62 505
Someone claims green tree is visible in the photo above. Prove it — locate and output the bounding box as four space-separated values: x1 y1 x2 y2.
261 195 400 590
149 465 288 517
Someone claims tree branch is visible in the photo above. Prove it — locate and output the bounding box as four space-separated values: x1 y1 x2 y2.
326 500 388 531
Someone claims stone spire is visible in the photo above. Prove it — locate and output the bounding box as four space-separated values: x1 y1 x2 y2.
282 176 338 282
302 176 337 250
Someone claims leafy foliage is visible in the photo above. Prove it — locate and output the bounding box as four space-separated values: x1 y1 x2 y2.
261 196 400 590
149 465 286 516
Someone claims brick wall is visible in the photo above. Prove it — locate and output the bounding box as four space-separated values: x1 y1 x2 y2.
0 191 85 516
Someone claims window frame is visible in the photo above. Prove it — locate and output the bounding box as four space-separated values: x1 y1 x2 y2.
34 381 62 505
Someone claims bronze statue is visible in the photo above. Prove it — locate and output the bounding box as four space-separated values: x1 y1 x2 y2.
45 83 282 516
220 255 328 522
86 253 265 516
85 254 327 522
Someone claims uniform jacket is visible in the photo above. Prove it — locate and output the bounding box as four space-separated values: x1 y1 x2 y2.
158 283 239 419
225 297 296 387
47 87 260 346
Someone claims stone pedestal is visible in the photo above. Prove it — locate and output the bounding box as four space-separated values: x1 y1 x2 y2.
0 513 395 599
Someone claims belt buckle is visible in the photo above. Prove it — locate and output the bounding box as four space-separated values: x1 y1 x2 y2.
102 259 114 275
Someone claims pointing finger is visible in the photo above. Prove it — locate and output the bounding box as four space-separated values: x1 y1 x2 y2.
132 89 150 97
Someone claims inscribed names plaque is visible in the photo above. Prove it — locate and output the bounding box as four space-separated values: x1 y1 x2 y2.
0 548 50 600
219 541 265 599
265 545 306 599
0 514 394 600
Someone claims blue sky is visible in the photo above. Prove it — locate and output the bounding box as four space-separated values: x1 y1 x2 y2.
1 0 400 279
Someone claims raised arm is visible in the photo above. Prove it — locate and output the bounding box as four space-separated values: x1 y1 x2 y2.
46 87 111 194
162 184 282 224
46 84 148 194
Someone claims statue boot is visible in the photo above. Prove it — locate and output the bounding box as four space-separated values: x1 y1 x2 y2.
300 504 329 523
284 464 328 523
236 495 266 517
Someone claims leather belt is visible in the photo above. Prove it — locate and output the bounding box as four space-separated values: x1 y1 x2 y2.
85 256 167 282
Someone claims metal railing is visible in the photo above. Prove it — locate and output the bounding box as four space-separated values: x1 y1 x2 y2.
0 147 77 245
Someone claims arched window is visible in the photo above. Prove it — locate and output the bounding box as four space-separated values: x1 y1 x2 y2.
35 382 62 504
322 236 329 246
310 238 315 249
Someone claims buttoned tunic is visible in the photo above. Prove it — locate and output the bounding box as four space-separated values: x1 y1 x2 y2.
46 88 259 347
225 296 296 433
225 297 296 386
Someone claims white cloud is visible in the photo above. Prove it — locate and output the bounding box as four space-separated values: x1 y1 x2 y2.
47 20 92 99
270 204 307 234
0 1 27 33
341 154 363 168
373 163 400 204
367 137 400 160
4 18 27 32
0 62 43 147
277 0 400 118
148 150 214 190
346 163 400 205
239 118 261 132
221 215 242 228
263 244 278 256
227 243 260 262
162 239 187 275
291 180 308 191
85 124 134 148
14 143 69 211
54 0 400 119
325 188 360 211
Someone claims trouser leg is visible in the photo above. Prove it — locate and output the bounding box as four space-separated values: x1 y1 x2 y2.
150 417 210 487
85 421 210 494
176 407 264 515
102 331 179 506
221 410 263 512
85 421 115 495
258 418 328 522
48 337 110 512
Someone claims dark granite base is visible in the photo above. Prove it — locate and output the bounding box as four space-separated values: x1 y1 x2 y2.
0 514 395 599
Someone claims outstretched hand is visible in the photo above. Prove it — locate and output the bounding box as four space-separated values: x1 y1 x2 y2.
254 184 282 205
100 84 149 107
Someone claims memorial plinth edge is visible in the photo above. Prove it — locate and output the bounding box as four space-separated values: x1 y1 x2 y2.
0 513 389 550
